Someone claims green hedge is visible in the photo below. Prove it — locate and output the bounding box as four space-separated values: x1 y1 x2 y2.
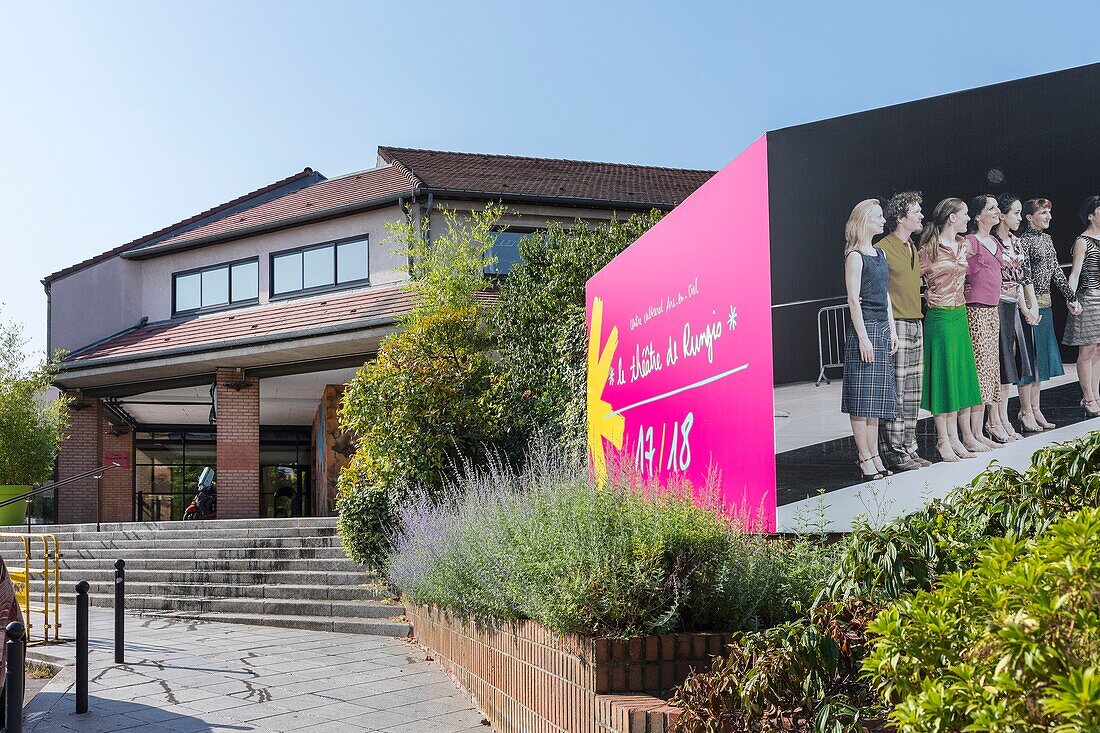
864 507 1100 732
670 431 1100 732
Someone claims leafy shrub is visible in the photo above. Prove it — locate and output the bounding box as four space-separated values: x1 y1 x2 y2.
336 206 506 565
334 454 399 566
825 431 1100 601
495 213 662 455
389 446 836 637
672 432 1100 731
0 320 69 486
863 507 1100 732
671 598 887 733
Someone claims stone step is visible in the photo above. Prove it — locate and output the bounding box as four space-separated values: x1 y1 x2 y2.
21 576 387 598
24 581 387 601
133 610 412 637
0 536 343 552
0 527 339 543
23 517 339 534
39 557 363 573
35 591 400 619
120 595 402 619
20 569 375 586
7 546 351 561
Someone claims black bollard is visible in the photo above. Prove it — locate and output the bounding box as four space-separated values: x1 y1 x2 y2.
5 620 24 733
76 579 89 714
114 559 125 664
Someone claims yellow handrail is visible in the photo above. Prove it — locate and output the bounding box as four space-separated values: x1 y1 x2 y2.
1 532 63 643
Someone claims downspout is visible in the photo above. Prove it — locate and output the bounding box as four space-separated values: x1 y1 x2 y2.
399 196 412 276
44 283 52 357
424 192 434 247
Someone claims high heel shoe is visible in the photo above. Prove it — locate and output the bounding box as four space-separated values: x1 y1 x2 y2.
1018 410 1044 433
1036 413 1056 430
857 457 886 481
951 441 976 459
1085 399 1100 418
986 425 1012 444
936 441 960 462
870 454 894 476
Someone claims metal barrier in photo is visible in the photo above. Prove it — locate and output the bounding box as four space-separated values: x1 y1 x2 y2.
816 304 849 386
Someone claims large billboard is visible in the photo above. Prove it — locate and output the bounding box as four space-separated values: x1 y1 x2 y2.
585 136 776 529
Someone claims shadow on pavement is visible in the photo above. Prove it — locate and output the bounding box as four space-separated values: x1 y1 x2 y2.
23 690 252 732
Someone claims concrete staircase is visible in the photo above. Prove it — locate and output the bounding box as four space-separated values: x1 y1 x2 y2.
0 517 410 637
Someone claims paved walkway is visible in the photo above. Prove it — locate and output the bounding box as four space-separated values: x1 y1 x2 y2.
22 604 493 732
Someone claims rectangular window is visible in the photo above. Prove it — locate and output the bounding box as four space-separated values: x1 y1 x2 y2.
303 247 334 289
486 231 532 275
231 261 258 301
175 273 201 312
173 258 259 315
337 239 368 283
273 252 303 294
270 236 369 297
201 267 229 307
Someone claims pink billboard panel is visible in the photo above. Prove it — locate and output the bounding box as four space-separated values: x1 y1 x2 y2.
585 135 775 530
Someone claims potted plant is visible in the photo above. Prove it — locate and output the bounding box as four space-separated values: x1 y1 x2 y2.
0 320 69 525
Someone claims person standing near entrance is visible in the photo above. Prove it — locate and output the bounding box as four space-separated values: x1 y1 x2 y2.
876 191 929 471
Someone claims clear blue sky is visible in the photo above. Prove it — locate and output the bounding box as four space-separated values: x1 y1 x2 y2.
3 1 1099 357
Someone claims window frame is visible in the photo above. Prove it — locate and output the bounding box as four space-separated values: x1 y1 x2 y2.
172 257 260 317
485 227 541 276
268 235 370 300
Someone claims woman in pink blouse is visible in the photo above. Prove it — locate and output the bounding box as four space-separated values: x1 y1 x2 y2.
920 198 983 461
961 194 1006 449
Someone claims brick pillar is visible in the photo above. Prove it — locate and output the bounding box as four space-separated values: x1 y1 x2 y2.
216 368 259 519
100 426 134 522
56 391 102 524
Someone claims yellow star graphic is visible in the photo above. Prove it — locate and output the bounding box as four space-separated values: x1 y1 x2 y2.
586 297 625 487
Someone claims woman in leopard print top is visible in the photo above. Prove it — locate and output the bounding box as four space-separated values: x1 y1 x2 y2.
1017 198 1081 430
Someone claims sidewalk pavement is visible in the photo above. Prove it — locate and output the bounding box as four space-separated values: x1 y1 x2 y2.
21 604 493 732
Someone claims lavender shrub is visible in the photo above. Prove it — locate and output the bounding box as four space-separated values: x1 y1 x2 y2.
388 446 838 637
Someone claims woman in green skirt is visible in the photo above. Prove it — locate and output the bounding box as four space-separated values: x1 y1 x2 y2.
919 198 983 462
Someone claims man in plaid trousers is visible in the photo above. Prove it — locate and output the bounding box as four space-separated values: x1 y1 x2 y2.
876 192 930 471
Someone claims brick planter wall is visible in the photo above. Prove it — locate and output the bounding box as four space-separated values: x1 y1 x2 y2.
407 604 729 733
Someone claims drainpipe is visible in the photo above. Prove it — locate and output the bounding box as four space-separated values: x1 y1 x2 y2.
424 192 434 247
410 193 435 278
45 283 52 357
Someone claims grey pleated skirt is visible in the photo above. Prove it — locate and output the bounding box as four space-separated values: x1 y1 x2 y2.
1064 290 1100 346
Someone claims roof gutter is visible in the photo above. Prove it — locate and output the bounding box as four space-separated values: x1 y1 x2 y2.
120 186 686 262
121 189 417 260
420 187 685 212
55 314 404 373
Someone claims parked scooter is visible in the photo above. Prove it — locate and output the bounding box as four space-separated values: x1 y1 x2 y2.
183 467 217 520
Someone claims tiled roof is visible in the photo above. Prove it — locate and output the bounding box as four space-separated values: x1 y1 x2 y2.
43 168 320 284
63 287 416 366
378 146 715 207
125 164 420 259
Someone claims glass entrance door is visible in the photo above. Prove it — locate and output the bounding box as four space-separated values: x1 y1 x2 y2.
134 431 216 521
259 429 312 518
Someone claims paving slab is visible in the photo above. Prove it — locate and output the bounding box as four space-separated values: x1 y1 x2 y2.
21 604 494 732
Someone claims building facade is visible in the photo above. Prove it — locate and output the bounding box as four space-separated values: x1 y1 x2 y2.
46 147 712 523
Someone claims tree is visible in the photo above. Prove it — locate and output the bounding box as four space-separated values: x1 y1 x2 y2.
335 205 506 565
0 319 70 486
495 211 663 455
